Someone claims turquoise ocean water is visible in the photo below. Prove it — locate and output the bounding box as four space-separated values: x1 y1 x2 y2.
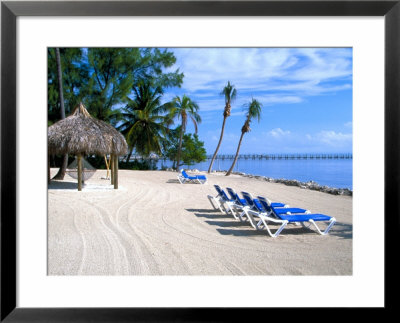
157 157 353 190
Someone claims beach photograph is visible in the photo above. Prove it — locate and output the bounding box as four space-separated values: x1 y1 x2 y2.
47 47 353 276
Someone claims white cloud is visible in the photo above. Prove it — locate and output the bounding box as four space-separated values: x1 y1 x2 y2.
308 130 352 147
267 128 291 138
167 47 352 100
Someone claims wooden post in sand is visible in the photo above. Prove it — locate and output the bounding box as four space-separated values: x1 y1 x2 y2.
110 154 114 185
113 154 118 189
77 154 83 191
104 155 110 179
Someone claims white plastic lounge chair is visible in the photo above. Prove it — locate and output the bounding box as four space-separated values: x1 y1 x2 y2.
241 192 307 216
207 185 239 219
236 191 306 228
207 184 225 212
225 187 252 222
227 187 287 208
256 195 336 237
178 169 207 184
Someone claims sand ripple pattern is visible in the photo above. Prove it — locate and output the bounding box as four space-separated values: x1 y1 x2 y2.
48 170 352 275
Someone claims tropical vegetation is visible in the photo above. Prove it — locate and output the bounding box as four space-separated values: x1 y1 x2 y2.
163 129 207 169
117 82 172 162
49 48 266 175
168 95 201 171
48 48 206 171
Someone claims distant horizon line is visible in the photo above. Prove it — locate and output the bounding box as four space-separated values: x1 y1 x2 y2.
132 152 353 159
204 152 353 155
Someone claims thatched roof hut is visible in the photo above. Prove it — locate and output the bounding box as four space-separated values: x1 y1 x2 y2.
48 102 127 156
48 102 128 190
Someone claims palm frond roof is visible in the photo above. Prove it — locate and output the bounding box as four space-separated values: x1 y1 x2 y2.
48 102 128 156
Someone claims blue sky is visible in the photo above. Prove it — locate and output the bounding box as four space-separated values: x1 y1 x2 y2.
161 48 353 155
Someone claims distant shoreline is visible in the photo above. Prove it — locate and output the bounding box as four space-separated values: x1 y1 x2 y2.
173 168 353 196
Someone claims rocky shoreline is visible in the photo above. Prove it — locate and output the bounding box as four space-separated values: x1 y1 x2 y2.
172 168 353 196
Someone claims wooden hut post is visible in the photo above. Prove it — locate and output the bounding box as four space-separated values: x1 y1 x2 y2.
104 155 110 179
110 154 114 185
77 154 83 191
113 154 119 189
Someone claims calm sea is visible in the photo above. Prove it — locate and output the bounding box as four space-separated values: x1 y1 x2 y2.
157 157 353 190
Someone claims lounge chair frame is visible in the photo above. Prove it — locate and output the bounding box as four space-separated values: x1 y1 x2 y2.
256 196 336 237
178 169 207 184
207 185 240 219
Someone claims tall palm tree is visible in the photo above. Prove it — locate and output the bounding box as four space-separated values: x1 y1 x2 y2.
207 81 236 173
52 48 68 180
226 98 262 176
118 83 172 161
169 95 201 171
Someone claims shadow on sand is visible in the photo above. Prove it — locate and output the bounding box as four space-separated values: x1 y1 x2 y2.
187 209 352 239
328 222 353 239
166 179 203 184
48 180 78 190
166 179 181 184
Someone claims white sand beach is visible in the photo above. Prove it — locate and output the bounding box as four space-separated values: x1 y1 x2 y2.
48 169 352 276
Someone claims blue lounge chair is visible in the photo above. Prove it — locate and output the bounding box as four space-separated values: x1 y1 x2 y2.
207 184 225 212
240 191 306 230
224 187 251 222
227 187 286 208
207 185 239 219
241 192 307 216
178 169 207 184
256 196 336 237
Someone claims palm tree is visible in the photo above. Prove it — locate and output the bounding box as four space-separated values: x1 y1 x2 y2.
118 83 172 161
169 95 201 171
207 81 237 173
226 98 262 176
52 48 68 180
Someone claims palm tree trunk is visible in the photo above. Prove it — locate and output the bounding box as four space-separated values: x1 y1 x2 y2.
176 126 184 171
52 48 68 180
208 116 227 173
226 132 245 176
125 147 134 163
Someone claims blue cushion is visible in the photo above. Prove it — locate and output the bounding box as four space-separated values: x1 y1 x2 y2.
253 199 264 211
271 202 285 207
278 213 332 222
273 207 307 215
238 198 247 205
188 175 206 180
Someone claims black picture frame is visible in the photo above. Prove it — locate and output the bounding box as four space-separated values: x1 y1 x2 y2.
1 1 398 321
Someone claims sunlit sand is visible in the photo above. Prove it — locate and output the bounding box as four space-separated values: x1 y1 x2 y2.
48 168 352 275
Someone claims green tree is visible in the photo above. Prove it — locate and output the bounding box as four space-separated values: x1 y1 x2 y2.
160 125 181 169
48 47 183 126
86 48 183 124
52 48 68 180
208 81 236 173
180 133 207 166
164 131 207 168
226 98 262 176
48 48 89 124
118 83 172 161
169 95 201 171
